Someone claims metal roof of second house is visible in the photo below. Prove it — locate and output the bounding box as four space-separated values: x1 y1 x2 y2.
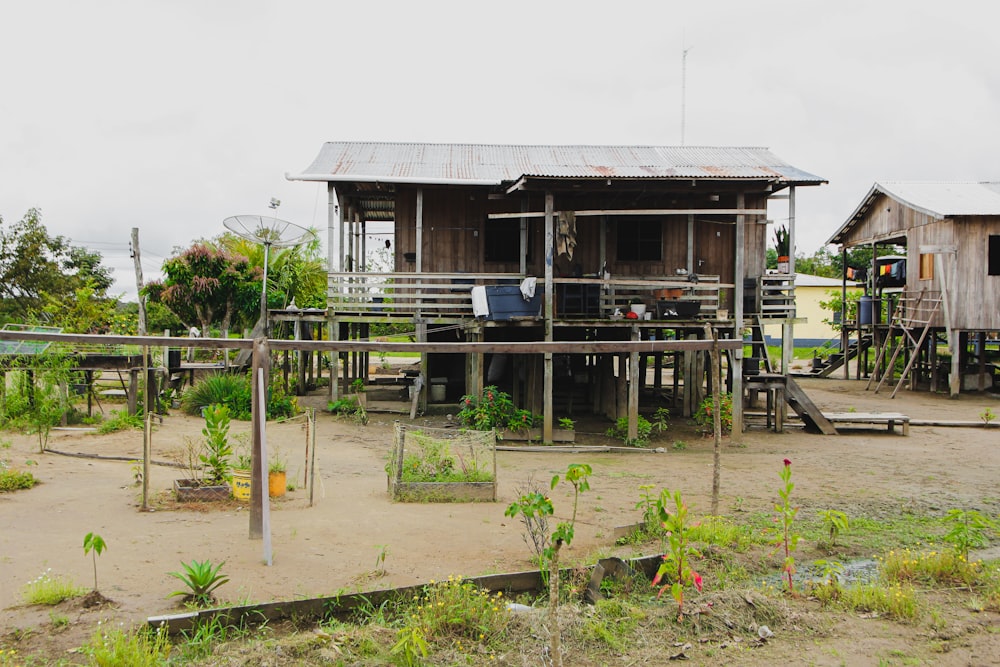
287 142 826 186
829 181 1000 245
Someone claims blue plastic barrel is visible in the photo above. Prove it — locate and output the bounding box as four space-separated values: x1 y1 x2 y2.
859 296 873 325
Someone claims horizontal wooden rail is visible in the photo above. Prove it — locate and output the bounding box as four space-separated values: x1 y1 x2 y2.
0 330 742 355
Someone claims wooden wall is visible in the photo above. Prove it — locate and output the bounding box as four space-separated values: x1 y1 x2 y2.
849 196 1000 331
951 217 1000 330
391 187 769 296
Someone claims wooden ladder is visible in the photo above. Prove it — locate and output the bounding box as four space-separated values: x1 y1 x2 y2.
867 293 942 397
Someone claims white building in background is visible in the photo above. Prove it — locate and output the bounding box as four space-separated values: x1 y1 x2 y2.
764 273 859 348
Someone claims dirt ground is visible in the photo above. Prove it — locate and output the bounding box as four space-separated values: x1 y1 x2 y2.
2 376 1000 665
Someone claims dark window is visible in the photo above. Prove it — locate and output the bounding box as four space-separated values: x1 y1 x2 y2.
616 219 662 261
484 219 529 262
990 235 1000 276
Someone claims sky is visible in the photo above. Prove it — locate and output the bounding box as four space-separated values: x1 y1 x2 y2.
3 0 998 301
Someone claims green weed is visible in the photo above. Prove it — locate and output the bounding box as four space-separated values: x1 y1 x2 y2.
20 569 85 605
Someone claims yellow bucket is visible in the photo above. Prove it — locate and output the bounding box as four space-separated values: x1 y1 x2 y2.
231 470 252 501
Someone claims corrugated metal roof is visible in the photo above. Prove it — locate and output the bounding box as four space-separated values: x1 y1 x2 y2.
793 273 858 287
876 181 1000 217
288 142 826 185
828 181 1000 245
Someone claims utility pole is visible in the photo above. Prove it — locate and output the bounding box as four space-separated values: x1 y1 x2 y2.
131 227 146 336
131 227 150 511
681 42 692 146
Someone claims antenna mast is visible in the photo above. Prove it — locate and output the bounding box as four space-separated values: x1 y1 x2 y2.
681 41 692 145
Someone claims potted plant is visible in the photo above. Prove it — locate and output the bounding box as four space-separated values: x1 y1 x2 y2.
268 454 287 498
230 446 252 502
174 404 232 502
774 225 791 273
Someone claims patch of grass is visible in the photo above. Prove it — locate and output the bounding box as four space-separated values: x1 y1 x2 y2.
0 463 37 492
96 409 144 434
689 515 760 552
811 580 920 622
580 597 647 652
48 611 69 629
20 569 86 605
879 548 987 588
82 622 172 666
405 576 509 644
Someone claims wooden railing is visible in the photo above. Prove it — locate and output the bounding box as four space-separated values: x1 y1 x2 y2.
757 274 797 320
328 272 728 320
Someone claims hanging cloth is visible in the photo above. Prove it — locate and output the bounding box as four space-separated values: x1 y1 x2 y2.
556 211 577 261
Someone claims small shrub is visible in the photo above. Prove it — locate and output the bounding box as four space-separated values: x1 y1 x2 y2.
651 407 670 434
328 396 367 424
693 393 733 434
605 415 652 447
181 373 251 417
942 508 998 560
818 509 850 546
456 386 516 431
0 461 37 492
21 569 86 605
181 372 296 420
199 404 232 485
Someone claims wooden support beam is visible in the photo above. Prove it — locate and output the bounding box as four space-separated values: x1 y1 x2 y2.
249 337 270 541
543 192 554 443
488 208 768 219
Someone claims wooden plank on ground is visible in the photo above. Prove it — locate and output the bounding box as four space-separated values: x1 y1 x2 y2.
824 411 910 435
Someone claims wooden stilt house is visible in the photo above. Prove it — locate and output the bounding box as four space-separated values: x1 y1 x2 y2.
828 181 1000 396
288 142 825 438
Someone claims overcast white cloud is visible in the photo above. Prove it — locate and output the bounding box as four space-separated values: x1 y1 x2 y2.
3 0 998 300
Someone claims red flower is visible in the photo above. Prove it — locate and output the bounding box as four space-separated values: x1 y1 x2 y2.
692 571 703 592
783 458 791 467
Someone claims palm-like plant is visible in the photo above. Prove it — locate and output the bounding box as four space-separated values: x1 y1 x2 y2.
168 559 229 607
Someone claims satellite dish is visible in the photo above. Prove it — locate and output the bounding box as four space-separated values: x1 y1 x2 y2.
224 201 318 327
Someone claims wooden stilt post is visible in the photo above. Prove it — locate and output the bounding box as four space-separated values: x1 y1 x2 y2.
249 337 269 540
628 324 640 441
543 191 555 444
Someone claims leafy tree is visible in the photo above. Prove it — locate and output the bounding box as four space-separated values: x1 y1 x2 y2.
143 243 261 337
216 231 326 311
0 209 116 325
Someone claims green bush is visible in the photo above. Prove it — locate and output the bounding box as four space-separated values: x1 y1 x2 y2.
693 393 733 434
0 462 37 492
180 373 297 421
181 373 251 417
606 415 652 447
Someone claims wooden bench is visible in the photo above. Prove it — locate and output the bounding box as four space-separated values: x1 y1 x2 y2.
823 412 910 435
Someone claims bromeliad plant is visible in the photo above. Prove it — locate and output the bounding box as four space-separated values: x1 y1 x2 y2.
168 559 229 607
652 489 703 620
773 458 800 593
505 463 592 667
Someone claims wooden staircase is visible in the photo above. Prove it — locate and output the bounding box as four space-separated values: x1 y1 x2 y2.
867 292 942 397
